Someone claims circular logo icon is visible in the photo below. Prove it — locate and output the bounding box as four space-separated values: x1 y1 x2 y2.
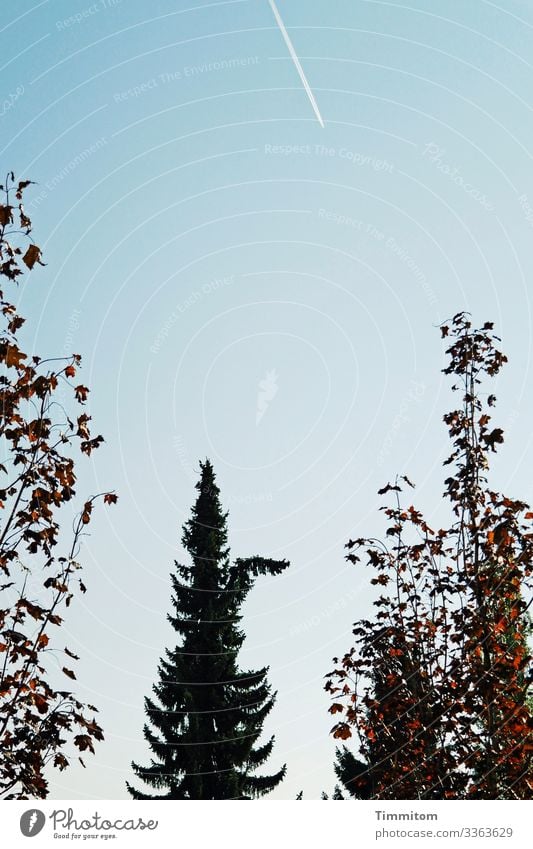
20 809 46 838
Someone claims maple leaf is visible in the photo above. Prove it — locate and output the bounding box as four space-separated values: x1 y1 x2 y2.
75 385 89 403
3 344 26 368
332 724 352 740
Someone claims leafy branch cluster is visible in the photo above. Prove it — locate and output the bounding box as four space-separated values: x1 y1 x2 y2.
0 173 116 799
326 314 532 799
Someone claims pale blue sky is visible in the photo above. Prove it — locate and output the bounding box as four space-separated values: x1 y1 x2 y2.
2 0 533 799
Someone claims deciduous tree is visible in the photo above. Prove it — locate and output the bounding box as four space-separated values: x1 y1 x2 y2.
326 313 532 799
0 173 116 798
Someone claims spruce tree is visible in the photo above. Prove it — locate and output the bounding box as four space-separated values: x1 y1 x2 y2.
333 746 372 799
127 460 288 799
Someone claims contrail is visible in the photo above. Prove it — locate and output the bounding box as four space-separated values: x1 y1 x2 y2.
268 0 325 128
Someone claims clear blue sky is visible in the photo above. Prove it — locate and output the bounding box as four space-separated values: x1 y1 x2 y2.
2 0 533 799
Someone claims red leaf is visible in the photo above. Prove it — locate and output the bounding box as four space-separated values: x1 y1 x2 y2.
332 723 352 740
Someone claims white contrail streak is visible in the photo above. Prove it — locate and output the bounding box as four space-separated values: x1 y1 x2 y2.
268 0 325 128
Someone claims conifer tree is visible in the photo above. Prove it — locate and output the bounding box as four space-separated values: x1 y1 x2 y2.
127 460 288 799
332 746 371 799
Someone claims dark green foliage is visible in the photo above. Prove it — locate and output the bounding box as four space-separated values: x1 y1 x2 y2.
334 746 373 799
127 460 288 799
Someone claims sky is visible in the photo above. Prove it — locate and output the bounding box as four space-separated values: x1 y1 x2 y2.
2 0 533 800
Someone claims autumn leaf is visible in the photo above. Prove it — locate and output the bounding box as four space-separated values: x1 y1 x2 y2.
74 734 95 753
22 244 44 269
65 647 80 660
3 344 26 368
33 693 48 714
484 428 504 451
332 723 352 740
103 492 118 505
81 501 93 524
378 482 402 495
65 364 76 378
329 703 344 715
0 204 13 226
62 667 77 680
16 180 33 199
75 385 89 403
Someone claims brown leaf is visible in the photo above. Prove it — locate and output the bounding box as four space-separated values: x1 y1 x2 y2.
75 385 89 403
378 483 402 495
22 244 44 269
3 344 26 368
332 723 352 740
62 667 76 680
74 734 94 753
0 205 13 226
64 647 80 660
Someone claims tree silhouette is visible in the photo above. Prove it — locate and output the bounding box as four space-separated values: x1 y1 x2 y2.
0 173 116 798
127 459 288 799
326 313 532 799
